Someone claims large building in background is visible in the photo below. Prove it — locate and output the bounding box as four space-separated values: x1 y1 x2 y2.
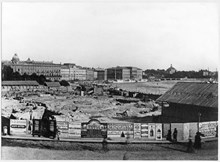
61 64 94 81
106 66 142 81
85 68 94 81
3 54 61 81
125 66 143 80
94 68 105 80
106 67 130 80
3 54 143 82
61 63 76 81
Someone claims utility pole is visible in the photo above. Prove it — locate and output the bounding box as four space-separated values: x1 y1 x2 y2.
115 68 116 80
198 112 201 132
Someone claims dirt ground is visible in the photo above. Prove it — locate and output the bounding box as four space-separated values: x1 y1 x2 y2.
1 139 218 160
2 92 161 123
112 81 177 94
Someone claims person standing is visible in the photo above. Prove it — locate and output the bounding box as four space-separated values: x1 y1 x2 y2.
166 130 172 141
56 127 60 141
194 132 203 149
102 137 108 152
173 128 178 142
186 139 194 153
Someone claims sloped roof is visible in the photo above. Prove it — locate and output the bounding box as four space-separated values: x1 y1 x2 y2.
2 80 39 86
157 82 218 108
45 82 61 87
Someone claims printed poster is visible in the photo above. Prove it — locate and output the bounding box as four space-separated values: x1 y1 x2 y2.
156 124 162 140
199 121 218 137
148 123 156 139
141 123 148 138
10 119 27 135
69 123 81 138
134 123 141 138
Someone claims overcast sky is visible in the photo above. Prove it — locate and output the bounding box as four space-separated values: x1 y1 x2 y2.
2 1 219 71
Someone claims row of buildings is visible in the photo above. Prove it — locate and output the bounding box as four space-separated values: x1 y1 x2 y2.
2 54 143 81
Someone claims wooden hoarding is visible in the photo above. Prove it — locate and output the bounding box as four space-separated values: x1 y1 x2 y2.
189 122 197 138
183 123 190 140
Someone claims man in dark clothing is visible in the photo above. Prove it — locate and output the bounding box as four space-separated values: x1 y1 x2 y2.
173 128 178 142
194 132 204 149
166 130 172 141
186 139 194 153
102 137 108 152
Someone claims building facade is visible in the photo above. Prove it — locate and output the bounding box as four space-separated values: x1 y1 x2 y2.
3 54 61 81
94 68 105 80
125 67 143 80
107 67 130 80
107 66 142 81
61 64 93 81
137 68 143 80
86 68 94 81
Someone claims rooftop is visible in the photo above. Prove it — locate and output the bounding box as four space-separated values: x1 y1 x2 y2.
157 82 218 108
44 82 61 87
2 80 39 86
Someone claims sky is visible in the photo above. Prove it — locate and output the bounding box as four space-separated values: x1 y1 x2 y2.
2 1 219 71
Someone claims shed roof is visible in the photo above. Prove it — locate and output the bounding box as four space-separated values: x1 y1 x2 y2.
2 80 39 86
45 82 61 87
156 82 218 108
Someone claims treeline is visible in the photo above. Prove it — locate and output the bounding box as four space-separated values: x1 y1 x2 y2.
144 69 217 79
2 65 47 85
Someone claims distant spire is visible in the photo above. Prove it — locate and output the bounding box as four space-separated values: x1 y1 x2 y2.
171 64 172 68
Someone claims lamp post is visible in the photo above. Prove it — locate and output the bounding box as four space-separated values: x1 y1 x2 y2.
198 112 201 132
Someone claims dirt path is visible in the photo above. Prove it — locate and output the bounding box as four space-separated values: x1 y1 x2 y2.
1 140 218 160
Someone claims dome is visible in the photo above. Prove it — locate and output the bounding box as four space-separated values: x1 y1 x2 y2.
27 58 31 62
167 64 176 70
166 64 177 74
11 53 20 64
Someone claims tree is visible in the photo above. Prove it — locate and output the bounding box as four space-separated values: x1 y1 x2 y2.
60 80 70 87
30 73 38 81
22 73 29 80
38 75 46 85
2 65 13 80
12 72 22 80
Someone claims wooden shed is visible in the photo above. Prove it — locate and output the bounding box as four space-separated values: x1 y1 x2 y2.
157 82 218 123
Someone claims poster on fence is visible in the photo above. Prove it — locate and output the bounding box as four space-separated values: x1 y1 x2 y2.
148 123 156 139
141 124 148 138
134 123 141 138
199 121 218 137
69 123 81 138
107 123 133 138
10 119 27 135
155 124 162 140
